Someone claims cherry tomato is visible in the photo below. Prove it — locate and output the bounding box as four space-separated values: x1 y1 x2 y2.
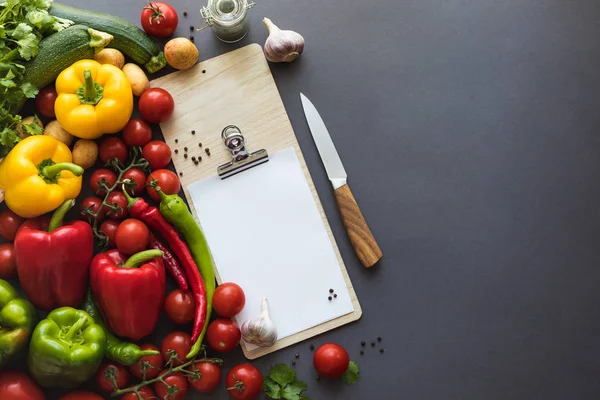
188 361 221 393
18 216 50 233
115 219 150 255
99 137 128 164
165 289 194 324
122 168 147 196
120 387 155 400
80 196 107 223
155 371 189 400
0 243 17 279
36 86 58 118
206 318 241 352
139 88 174 123
122 119 152 148
96 360 130 393
142 141 172 170
313 343 350 378
106 192 128 220
213 282 246 317
225 364 263 400
146 169 180 202
129 344 163 379
58 391 104 400
99 220 120 248
0 209 24 241
0 371 45 400
141 2 178 38
89 168 118 197
161 331 191 366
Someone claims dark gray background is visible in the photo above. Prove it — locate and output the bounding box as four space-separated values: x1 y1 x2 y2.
42 0 600 398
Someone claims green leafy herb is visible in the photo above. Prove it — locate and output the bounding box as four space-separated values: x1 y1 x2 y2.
263 364 309 400
0 0 71 156
341 361 360 385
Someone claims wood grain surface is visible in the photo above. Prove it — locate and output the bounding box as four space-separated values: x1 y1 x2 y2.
150 44 362 359
334 184 383 268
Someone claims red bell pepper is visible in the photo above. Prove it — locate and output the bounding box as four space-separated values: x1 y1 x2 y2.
14 200 93 311
90 249 165 341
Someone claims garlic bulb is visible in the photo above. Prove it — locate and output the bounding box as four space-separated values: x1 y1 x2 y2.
263 18 305 63
241 298 278 347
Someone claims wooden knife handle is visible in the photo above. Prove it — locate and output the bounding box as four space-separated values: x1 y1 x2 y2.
333 184 382 268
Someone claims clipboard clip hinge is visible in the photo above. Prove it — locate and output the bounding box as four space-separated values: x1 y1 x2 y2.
217 125 269 179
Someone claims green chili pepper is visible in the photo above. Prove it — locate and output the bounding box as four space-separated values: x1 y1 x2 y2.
81 289 158 366
158 189 216 358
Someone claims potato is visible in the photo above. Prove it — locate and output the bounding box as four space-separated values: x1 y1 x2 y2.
17 116 44 139
164 38 199 70
122 63 150 96
94 48 125 69
44 120 73 146
72 139 98 169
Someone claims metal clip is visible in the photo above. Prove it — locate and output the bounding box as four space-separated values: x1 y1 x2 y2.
217 125 268 179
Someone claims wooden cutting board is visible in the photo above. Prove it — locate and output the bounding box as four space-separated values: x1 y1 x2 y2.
150 44 361 359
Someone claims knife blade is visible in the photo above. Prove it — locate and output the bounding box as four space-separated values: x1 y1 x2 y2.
300 93 382 268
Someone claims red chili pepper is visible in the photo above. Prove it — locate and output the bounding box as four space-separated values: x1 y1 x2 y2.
125 192 206 343
148 233 189 292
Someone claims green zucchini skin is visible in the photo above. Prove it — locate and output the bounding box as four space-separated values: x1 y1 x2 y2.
50 3 166 73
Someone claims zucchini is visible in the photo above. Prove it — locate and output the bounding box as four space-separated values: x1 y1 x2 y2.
50 3 167 74
11 25 112 114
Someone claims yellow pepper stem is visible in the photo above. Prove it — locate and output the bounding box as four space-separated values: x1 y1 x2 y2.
39 160 84 185
77 69 104 105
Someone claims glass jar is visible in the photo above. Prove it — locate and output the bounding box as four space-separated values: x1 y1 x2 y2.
200 0 256 43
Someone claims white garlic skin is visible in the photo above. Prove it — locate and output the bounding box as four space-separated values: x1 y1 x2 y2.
241 297 278 347
263 18 305 63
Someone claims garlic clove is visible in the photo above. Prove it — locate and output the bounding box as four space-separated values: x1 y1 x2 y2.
241 297 278 347
263 17 305 63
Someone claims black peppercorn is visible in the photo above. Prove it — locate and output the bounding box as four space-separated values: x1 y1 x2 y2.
184 154 188 159
377 336 382 342
328 296 332 301
179 172 183 176
194 160 199 165
329 289 333 293
175 139 178 143
174 149 178 154
198 156 202 161
183 11 188 16
361 341 365 346
371 341 375 347
380 348 384 353
291 360 296 366
190 35 194 42
333 294 337 298
191 130 196 135
205 148 210 155
310 344 314 350
198 142 202 147
184 147 188 152
360 350 364 355
192 156 196 161
190 25 194 31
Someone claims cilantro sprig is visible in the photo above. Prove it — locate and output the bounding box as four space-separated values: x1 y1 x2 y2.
263 364 310 400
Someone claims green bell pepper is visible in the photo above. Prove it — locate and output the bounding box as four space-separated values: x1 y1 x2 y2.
28 306 106 388
0 279 37 367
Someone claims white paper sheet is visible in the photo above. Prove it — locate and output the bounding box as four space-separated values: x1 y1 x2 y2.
188 147 354 349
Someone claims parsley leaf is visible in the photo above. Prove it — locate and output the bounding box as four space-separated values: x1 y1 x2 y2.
269 364 295 387
20 81 37 98
263 377 283 399
341 361 360 385
22 115 42 135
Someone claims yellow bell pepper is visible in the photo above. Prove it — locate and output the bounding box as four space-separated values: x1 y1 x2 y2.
0 136 83 218
55 59 133 139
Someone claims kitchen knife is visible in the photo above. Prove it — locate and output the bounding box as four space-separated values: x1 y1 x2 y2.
300 93 382 268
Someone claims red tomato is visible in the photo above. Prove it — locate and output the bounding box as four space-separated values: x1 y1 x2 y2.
106 192 129 220
206 318 241 352
129 344 163 379
213 282 246 317
313 343 350 378
0 243 17 279
36 86 58 118
120 387 155 400
89 168 118 197
122 119 152 148
80 196 107 223
139 88 174 123
0 209 24 241
122 168 147 196
165 289 194 324
146 169 180 202
142 141 172 170
99 220 120 248
141 2 178 38
95 360 130 393
18 216 50 233
161 331 191 366
0 371 45 400
188 361 221 393
225 364 263 400
58 391 104 400
99 137 128 164
155 371 189 400
115 219 150 255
